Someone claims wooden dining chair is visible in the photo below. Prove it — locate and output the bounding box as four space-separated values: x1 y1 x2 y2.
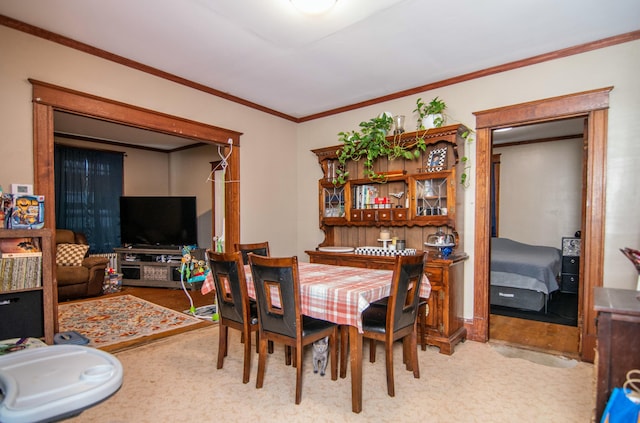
248 253 338 404
207 250 259 384
362 253 427 397
234 241 276 355
235 241 270 265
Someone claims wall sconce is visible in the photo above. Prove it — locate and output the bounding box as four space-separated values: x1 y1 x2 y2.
290 0 338 15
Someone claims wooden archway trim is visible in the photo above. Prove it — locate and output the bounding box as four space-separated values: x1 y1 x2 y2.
470 87 612 363
30 78 242 283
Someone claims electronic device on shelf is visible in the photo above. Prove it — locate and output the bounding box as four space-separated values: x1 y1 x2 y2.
119 196 197 249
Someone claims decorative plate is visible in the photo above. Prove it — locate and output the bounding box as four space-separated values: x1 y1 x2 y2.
317 246 355 253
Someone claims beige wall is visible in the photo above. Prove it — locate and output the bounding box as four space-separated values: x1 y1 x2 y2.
1 25 298 258
55 137 172 196
2 25 640 319
296 40 640 318
495 138 583 247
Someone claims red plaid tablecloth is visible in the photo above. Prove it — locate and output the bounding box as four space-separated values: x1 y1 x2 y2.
229 262 431 333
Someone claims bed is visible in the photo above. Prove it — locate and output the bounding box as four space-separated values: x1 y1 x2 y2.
490 237 561 312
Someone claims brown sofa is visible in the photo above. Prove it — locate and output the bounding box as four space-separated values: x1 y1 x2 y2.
56 229 110 302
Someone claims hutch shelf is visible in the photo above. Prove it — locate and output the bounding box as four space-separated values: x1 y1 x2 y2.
307 124 469 354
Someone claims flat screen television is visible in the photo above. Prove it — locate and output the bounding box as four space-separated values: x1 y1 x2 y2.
120 196 197 249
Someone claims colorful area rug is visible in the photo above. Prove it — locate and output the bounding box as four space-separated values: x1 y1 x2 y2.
58 294 209 352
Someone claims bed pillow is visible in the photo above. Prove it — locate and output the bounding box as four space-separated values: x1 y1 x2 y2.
56 243 89 266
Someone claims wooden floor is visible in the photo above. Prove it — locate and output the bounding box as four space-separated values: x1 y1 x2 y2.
118 285 216 312
489 313 580 357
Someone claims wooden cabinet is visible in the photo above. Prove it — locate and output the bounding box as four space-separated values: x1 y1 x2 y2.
306 250 467 354
560 237 580 294
309 124 469 354
593 287 640 421
114 247 204 290
0 228 55 344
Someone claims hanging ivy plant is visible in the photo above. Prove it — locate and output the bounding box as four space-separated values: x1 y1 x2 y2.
334 113 426 184
459 129 475 188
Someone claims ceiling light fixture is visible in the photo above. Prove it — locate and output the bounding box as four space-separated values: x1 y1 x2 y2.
290 0 337 15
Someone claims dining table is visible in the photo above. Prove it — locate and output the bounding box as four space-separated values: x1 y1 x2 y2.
240 260 432 413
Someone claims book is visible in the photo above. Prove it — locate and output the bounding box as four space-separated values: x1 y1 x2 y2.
0 251 43 258
0 237 41 254
0 252 42 290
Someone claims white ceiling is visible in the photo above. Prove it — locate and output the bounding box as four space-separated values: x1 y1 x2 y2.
1 1 637 149
2 0 639 120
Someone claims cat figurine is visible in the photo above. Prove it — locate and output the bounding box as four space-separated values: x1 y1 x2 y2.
312 336 329 376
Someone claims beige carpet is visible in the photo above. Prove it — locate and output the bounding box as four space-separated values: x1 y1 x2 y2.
66 325 596 422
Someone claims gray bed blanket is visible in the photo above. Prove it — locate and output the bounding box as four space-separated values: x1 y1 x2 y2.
491 237 561 293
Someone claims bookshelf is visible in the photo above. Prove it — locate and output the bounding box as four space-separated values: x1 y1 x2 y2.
0 228 55 344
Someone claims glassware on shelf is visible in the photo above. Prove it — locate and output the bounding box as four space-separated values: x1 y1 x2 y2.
393 115 405 135
425 228 455 258
423 180 435 197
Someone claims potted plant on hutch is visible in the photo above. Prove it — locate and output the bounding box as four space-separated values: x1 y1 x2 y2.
414 96 447 129
334 113 427 184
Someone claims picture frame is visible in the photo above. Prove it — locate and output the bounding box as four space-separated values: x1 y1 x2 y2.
426 147 447 172
10 184 33 195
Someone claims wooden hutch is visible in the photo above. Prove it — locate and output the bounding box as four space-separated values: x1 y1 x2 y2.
306 124 469 354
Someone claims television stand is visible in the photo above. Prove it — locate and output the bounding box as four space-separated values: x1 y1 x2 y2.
131 244 182 251
114 247 205 291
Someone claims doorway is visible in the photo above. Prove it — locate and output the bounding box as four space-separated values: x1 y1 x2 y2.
30 79 243 332
471 87 612 362
488 118 585 355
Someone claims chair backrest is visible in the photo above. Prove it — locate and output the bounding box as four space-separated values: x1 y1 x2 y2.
235 242 270 265
56 229 88 246
207 250 251 325
248 253 300 339
388 253 427 333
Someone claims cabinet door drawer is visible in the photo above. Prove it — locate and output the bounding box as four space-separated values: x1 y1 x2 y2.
362 210 376 221
0 290 44 339
561 274 579 293
377 209 392 221
350 210 362 221
392 208 408 221
424 267 443 284
562 256 579 274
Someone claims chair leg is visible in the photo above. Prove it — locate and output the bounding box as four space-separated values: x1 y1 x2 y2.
402 336 411 369
285 345 292 366
385 339 395 397
217 324 228 369
242 329 252 384
369 339 377 363
411 325 420 379
255 334 274 354
295 343 304 404
339 326 348 378
330 327 338 381
256 336 268 389
419 301 427 351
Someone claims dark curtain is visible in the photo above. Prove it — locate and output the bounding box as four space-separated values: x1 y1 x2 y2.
54 145 123 253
